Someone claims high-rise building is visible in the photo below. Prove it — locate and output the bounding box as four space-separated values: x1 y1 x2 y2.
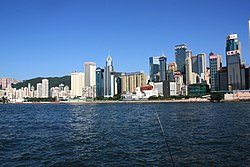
30 86 35 98
96 67 104 97
226 34 243 90
185 51 193 85
121 71 147 93
42 79 49 98
197 53 206 77
159 53 167 81
192 56 198 74
248 20 250 59
111 72 122 95
28 83 31 97
116 76 122 95
104 55 114 97
175 44 187 75
84 62 96 87
209 52 222 91
149 56 160 82
167 62 177 82
245 67 250 90
219 67 228 91
37 83 43 98
71 71 84 97
0 78 12 89
191 53 206 79
174 71 184 95
168 62 177 72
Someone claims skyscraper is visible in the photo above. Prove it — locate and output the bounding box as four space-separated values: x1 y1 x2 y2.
116 76 122 95
71 71 84 97
209 52 222 91
159 53 167 81
192 56 198 74
149 56 160 82
84 62 96 87
167 62 177 82
249 20 250 60
197 53 206 76
226 34 243 90
174 71 184 95
42 79 49 98
111 71 122 95
175 44 187 75
219 67 228 91
96 67 104 97
104 54 114 97
185 51 193 85
191 53 206 78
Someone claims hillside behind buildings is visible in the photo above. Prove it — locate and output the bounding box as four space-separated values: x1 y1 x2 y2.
12 76 71 90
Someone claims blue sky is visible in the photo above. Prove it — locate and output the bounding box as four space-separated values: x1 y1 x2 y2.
0 0 250 80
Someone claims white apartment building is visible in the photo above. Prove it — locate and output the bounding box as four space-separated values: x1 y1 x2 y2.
37 83 43 98
42 79 49 98
71 71 84 97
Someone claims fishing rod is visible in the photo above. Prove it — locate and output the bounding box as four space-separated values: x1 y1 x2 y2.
155 110 176 167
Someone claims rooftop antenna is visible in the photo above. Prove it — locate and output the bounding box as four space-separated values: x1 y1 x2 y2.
161 50 165 57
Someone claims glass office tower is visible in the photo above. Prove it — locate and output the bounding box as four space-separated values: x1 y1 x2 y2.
226 34 243 90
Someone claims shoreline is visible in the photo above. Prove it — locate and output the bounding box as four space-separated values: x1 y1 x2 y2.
2 99 249 104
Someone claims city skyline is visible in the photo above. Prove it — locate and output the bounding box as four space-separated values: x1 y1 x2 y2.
1 0 250 80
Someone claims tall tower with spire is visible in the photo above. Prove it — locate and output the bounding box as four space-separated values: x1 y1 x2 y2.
104 53 114 97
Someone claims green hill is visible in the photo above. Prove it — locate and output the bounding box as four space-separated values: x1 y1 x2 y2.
12 76 71 90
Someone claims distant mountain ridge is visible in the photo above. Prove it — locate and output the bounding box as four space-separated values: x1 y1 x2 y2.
12 76 71 90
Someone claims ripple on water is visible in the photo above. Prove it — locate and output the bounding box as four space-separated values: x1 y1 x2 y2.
0 103 250 166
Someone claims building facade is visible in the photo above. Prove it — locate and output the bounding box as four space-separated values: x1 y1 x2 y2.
174 71 184 95
0 78 12 89
209 52 222 91
185 54 193 85
159 53 167 81
111 72 122 95
168 62 177 82
36 83 43 98
149 56 160 82
219 67 228 91
197 53 206 77
175 44 187 76
42 79 49 98
104 55 114 97
71 71 84 97
188 83 209 96
192 56 198 74
121 71 147 93
191 53 206 80
226 34 243 90
84 62 96 87
96 67 104 97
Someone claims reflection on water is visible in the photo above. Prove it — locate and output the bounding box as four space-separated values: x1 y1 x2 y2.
69 104 97 133
0 103 250 166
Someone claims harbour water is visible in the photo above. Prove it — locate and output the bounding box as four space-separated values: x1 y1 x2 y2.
0 102 249 166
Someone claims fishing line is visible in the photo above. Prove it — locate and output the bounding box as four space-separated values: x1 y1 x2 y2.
155 110 176 167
